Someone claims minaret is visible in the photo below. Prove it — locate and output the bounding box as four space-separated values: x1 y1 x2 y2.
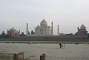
57 24 59 35
77 27 80 31
51 21 53 35
26 23 30 36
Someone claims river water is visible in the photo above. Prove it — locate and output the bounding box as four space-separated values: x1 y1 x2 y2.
0 43 89 60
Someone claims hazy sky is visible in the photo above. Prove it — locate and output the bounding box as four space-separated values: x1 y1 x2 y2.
0 0 89 34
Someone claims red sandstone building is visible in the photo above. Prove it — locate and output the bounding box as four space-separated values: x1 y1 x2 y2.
7 28 20 38
75 24 88 38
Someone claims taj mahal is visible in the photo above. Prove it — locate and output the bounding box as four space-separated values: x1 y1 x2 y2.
34 19 53 36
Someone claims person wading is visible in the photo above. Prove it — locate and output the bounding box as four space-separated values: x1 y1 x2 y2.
59 42 63 48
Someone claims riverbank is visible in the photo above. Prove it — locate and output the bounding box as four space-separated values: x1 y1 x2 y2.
0 43 89 60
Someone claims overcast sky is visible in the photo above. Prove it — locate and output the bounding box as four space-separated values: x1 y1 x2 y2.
0 0 89 34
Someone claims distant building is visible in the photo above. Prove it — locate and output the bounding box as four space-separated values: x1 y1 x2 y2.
26 23 30 36
34 19 53 36
57 24 60 35
75 24 88 38
7 27 20 38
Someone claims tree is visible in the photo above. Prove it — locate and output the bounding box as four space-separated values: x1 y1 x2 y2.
0 31 6 38
31 30 35 35
1 31 5 36
20 32 25 36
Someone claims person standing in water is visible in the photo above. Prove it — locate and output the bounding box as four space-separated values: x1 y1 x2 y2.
59 42 63 48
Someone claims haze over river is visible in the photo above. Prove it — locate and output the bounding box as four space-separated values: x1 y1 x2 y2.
0 43 89 60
